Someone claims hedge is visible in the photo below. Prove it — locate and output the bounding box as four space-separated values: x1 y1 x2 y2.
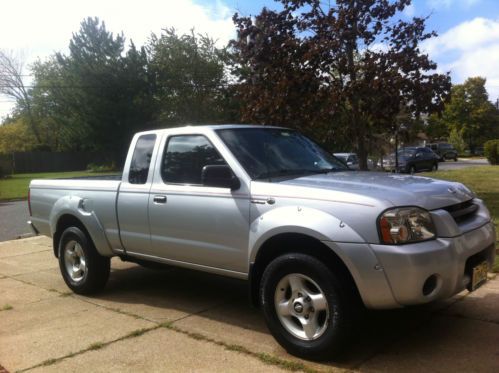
484 139 499 165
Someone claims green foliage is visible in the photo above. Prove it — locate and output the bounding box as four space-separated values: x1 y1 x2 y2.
432 77 499 151
484 140 499 165
448 128 466 154
0 118 37 153
86 162 117 172
13 19 236 159
148 28 235 124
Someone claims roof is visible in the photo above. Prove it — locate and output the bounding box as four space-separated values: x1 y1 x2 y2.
333 153 356 157
134 124 289 137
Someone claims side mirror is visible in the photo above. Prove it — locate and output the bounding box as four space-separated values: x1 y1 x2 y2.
202 165 240 190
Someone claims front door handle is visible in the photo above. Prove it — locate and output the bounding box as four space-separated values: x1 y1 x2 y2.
153 195 167 204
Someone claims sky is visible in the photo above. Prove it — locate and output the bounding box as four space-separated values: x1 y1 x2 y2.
1 0 499 119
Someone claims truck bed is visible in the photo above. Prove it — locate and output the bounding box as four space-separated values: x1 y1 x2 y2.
29 177 122 249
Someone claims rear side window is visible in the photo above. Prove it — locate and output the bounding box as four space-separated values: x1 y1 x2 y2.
129 134 156 184
161 135 226 185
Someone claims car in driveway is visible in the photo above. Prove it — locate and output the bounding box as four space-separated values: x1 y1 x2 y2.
27 125 496 359
333 153 359 170
426 143 458 162
382 147 440 173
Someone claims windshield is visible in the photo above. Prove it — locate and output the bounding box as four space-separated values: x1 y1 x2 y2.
216 128 348 180
397 149 416 157
439 143 453 149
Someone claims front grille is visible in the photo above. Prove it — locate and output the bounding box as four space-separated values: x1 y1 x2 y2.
442 199 478 223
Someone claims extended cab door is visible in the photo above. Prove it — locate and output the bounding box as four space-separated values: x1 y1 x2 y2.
117 132 159 253
144 131 250 275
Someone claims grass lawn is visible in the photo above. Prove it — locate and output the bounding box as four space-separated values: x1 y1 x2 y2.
422 165 499 272
0 171 118 201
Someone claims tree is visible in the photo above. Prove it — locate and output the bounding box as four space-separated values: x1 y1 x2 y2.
0 49 41 143
0 118 36 153
437 77 499 152
231 0 451 169
30 17 156 159
148 28 234 125
448 127 466 154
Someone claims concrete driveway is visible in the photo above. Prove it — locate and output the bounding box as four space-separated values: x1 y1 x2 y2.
1 236 498 372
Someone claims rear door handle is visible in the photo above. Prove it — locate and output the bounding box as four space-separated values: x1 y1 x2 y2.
153 195 167 204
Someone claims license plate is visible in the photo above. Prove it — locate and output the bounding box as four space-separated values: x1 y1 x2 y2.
470 261 488 291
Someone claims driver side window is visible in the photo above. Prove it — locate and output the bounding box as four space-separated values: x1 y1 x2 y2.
161 135 227 185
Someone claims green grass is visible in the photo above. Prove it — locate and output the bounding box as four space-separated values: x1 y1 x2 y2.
422 165 499 272
0 171 118 201
1 304 13 311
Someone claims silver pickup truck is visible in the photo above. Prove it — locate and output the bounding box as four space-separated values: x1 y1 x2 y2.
28 125 496 359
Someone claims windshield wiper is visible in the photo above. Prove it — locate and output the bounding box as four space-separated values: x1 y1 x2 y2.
311 167 349 174
254 167 347 180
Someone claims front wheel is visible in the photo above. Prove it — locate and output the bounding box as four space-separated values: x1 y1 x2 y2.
431 163 438 172
260 254 356 359
58 226 110 294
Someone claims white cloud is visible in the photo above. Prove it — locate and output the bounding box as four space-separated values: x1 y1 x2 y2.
424 17 499 101
403 4 416 18
0 0 236 119
424 17 499 55
427 0 481 9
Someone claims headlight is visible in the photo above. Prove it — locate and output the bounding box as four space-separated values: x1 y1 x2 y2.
378 207 436 244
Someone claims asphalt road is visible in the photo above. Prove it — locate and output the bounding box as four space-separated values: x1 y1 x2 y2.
437 157 488 171
0 200 31 242
0 158 488 242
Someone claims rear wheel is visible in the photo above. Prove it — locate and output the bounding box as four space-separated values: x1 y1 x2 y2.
409 165 416 174
431 163 438 172
260 253 357 359
58 226 110 294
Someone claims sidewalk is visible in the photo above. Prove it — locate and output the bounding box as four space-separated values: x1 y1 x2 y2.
0 236 498 372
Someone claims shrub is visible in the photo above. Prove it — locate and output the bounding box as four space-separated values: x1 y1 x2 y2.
448 128 466 155
484 140 499 165
87 162 117 173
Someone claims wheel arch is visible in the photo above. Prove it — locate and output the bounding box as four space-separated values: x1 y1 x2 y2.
49 195 114 258
53 214 93 258
248 232 361 308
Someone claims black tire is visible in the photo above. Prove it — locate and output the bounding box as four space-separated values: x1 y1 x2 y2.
58 226 110 294
454 157 458 162
409 165 416 174
260 253 357 360
431 163 438 172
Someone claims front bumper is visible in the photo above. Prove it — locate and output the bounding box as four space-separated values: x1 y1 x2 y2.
371 221 496 307
324 220 496 309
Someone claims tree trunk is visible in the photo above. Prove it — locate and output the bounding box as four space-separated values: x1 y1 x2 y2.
346 0 368 171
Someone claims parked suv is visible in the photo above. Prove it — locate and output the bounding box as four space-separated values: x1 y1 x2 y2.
426 143 458 161
382 147 440 173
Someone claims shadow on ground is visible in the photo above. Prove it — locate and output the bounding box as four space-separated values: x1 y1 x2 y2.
84 262 475 369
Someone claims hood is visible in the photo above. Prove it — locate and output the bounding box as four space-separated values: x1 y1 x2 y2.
274 171 474 210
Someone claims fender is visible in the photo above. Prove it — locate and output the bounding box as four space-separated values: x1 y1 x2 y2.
49 195 114 257
249 205 366 263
